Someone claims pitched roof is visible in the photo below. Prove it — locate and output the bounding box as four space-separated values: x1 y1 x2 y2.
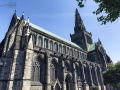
17 17 83 50
88 42 98 51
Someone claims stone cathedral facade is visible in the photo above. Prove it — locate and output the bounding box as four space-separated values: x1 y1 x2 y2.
0 9 112 90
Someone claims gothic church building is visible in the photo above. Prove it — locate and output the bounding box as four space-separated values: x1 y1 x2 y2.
0 9 111 90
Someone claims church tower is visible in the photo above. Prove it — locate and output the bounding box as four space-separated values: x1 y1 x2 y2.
70 9 93 51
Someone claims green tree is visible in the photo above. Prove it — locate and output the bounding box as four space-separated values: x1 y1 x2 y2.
76 0 120 25
92 86 99 90
103 61 120 87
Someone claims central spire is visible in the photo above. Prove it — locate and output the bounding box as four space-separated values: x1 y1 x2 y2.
75 8 82 22
70 9 92 51
74 8 85 33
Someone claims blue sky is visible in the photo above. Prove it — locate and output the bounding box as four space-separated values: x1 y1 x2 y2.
0 0 120 63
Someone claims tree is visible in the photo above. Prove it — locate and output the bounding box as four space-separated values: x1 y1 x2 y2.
92 86 99 90
103 61 120 87
76 0 120 25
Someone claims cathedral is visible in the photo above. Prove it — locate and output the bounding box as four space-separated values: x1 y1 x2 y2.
0 9 112 90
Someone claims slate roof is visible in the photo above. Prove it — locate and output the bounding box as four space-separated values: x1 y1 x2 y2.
17 17 82 50
88 42 98 51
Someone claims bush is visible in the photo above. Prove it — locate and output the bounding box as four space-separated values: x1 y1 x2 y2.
92 86 99 90
103 61 120 87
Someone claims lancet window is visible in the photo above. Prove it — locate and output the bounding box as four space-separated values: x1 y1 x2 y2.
65 75 73 90
32 60 40 82
54 43 58 51
37 36 42 47
63 46 66 54
77 51 79 58
67 47 69 55
70 49 73 56
79 52 81 59
44 39 48 48
59 44 62 53
50 41 53 50
51 65 57 81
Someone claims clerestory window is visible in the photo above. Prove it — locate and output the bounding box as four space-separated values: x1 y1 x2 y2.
59 44 62 53
54 43 58 51
63 46 66 54
70 49 73 56
44 39 48 48
37 36 42 47
50 41 53 50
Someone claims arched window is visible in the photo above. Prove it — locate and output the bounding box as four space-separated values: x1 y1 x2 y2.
67 47 69 55
65 60 71 71
79 52 81 59
50 41 53 50
69 49 71 55
70 49 73 56
44 39 48 48
54 43 58 51
59 44 62 53
63 46 66 54
75 63 80 78
83 54 85 59
84 55 86 60
81 53 84 59
74 50 76 57
65 75 73 90
51 65 57 81
91 66 96 84
77 51 79 58
37 36 42 47
32 61 40 82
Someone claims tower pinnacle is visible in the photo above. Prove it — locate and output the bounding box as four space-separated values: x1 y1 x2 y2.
28 17 29 23
70 9 93 51
13 10 17 17
15 10 16 14
22 12 24 16
74 8 85 33
75 8 82 21
20 12 24 20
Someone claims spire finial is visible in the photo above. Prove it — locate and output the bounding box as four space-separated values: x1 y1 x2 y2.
98 37 100 40
13 10 17 16
25 17 30 36
22 12 24 16
75 8 79 15
76 8 78 11
28 17 29 23
15 10 16 13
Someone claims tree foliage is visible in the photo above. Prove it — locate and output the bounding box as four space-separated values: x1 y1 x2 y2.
76 0 120 25
92 85 99 90
103 61 120 87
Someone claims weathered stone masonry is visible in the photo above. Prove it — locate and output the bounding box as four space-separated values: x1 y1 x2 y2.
0 9 111 90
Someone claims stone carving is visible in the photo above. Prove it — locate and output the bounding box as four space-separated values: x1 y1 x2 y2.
0 9 109 90
38 53 44 61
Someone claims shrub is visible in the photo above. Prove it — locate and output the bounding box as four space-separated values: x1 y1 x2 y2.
92 85 99 90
